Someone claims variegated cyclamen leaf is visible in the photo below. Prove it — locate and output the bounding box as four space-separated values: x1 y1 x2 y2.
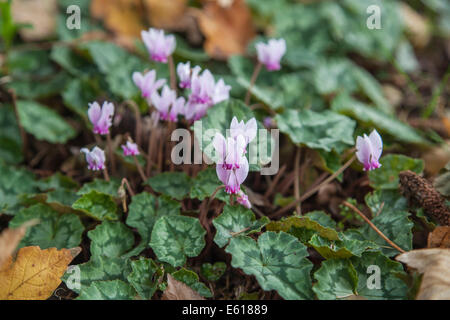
88 221 135 259
150 216 206 267
225 231 314 300
76 280 137 300
213 204 269 248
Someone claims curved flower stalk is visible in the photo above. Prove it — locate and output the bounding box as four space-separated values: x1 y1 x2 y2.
141 28 176 63
88 101 114 135
132 70 166 98
256 38 286 71
356 129 383 171
81 146 105 171
245 38 286 105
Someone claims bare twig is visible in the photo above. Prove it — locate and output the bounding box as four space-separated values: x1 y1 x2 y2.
245 62 262 105
343 201 406 254
271 155 356 218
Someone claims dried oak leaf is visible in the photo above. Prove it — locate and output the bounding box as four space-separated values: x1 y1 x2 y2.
399 170 450 226
428 226 450 248
144 0 188 30
0 246 80 300
0 220 39 268
90 0 145 38
11 0 58 40
396 248 450 300
162 274 205 300
194 0 255 59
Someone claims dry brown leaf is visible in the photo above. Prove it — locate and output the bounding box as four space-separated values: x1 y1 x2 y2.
0 246 81 300
144 0 188 30
0 220 39 268
11 0 58 41
443 116 450 137
194 0 255 59
162 274 205 300
400 3 431 48
90 0 145 38
428 226 450 248
396 248 450 300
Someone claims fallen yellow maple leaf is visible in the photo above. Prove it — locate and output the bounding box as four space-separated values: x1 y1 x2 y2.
0 246 80 300
0 220 39 268
396 248 450 300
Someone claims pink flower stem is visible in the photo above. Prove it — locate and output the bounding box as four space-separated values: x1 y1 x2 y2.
168 55 177 91
102 167 110 182
106 132 116 175
124 100 142 146
133 155 147 181
245 62 262 106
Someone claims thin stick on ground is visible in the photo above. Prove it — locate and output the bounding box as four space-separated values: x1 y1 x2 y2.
271 155 356 218
245 62 262 105
343 201 406 254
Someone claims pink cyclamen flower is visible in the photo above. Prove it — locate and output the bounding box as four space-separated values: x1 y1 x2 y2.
213 133 249 194
81 146 105 171
132 70 166 98
150 85 176 120
168 96 186 122
256 38 286 71
141 28 176 63
356 129 383 171
88 101 114 135
236 191 251 209
189 69 231 107
122 141 140 156
177 62 192 89
230 117 257 149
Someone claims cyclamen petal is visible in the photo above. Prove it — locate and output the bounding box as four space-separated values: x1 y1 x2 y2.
81 146 105 171
177 62 191 89
132 70 165 98
256 38 286 71
121 141 139 156
237 191 251 209
188 68 231 118
88 101 114 135
141 28 176 63
168 96 186 122
151 85 176 120
356 129 383 171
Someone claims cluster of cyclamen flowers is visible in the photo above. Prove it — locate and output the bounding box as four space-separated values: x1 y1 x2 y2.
212 117 257 208
133 28 232 122
79 27 384 211
80 101 140 171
